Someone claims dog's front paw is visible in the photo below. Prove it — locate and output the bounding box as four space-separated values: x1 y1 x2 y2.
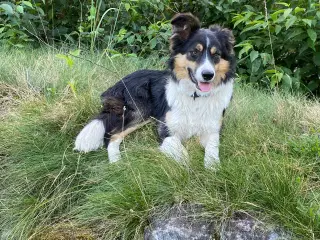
204 146 220 169
160 136 189 165
107 141 121 163
204 155 220 170
108 151 121 163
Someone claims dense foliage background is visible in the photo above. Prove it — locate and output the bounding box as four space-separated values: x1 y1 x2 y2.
0 0 319 95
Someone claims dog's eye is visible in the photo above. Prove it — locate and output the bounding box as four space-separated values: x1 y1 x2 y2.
212 52 221 60
190 49 199 58
212 52 220 58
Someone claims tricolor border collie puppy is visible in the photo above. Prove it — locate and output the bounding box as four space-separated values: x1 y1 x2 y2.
74 13 236 168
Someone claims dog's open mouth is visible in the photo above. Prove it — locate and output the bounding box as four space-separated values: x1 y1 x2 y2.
187 68 213 92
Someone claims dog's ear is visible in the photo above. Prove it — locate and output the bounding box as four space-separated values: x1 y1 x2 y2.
170 13 200 50
209 25 235 54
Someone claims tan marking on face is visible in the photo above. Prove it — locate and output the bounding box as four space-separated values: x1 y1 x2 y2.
196 43 203 52
214 59 230 86
210 47 217 55
110 121 150 142
174 54 196 80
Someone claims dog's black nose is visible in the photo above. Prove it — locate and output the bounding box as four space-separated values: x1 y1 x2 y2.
202 71 215 81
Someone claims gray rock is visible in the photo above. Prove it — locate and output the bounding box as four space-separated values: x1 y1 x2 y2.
221 213 291 240
144 204 215 240
144 204 292 240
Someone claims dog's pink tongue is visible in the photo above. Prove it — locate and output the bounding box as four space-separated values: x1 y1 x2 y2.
198 82 212 92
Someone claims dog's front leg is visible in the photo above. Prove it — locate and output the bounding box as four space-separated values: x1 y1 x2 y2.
160 136 189 165
201 132 220 169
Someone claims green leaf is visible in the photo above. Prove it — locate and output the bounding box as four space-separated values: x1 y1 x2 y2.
307 38 316 51
68 80 77 96
232 13 244 22
260 53 272 66
118 28 127 35
238 44 253 59
159 3 164 11
294 7 305 14
124 3 130 11
271 9 285 21
36 6 45 16
126 35 135 45
282 74 292 89
271 72 283 88
234 19 243 28
285 16 297 29
317 11 320 19
22 1 33 9
251 58 261 73
313 52 320 66
127 53 137 58
250 50 259 63
150 38 157 49
136 34 142 42
276 2 290 7
0 4 14 15
299 43 309 55
241 23 263 34
283 8 292 19
275 25 281 35
307 29 317 42
287 28 304 39
56 54 74 68
270 76 277 89
265 69 277 74
16 5 24 14
243 12 254 21
302 19 312 27
69 49 81 56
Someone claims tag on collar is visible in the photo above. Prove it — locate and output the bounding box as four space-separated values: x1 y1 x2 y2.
192 92 200 100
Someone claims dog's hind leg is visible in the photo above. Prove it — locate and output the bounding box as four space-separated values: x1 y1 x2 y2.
107 121 150 163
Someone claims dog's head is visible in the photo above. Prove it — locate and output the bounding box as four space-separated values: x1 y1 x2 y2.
169 13 236 95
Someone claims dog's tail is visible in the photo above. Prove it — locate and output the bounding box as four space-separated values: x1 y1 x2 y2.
74 96 126 153
74 119 105 153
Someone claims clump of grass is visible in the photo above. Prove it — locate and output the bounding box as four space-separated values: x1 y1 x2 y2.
0 47 320 239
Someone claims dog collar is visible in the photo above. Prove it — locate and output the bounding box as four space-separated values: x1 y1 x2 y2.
192 92 200 100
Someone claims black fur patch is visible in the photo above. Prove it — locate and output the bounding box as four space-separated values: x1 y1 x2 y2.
97 70 170 146
170 13 200 51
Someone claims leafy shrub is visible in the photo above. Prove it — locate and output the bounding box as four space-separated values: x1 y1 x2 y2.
0 0 319 95
0 1 45 47
233 1 320 94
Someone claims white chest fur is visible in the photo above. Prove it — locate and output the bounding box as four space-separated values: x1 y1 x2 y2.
165 79 234 140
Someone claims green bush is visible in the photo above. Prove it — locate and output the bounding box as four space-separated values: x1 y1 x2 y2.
233 1 320 95
0 0 319 94
0 1 45 47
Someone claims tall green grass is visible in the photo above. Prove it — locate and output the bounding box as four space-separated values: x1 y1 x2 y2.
0 47 319 239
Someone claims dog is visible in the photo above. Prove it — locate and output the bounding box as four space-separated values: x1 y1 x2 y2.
74 13 236 168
